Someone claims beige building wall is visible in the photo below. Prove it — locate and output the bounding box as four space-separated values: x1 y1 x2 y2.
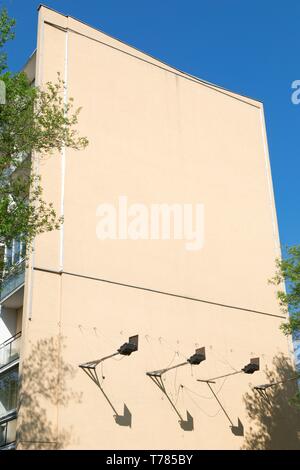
18 6 296 449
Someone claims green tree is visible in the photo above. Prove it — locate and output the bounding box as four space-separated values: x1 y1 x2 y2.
272 245 300 335
271 245 300 408
0 7 15 73
0 8 88 279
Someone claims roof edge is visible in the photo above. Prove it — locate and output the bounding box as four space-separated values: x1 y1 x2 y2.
37 4 262 106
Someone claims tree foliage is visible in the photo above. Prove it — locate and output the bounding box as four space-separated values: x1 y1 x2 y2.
0 8 15 73
0 8 88 278
271 245 300 335
271 245 300 408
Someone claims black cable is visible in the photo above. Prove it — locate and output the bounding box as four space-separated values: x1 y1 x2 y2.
33 266 285 319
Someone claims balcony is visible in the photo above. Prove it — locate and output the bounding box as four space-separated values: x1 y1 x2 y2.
0 261 25 304
0 363 18 449
0 411 17 449
0 333 21 372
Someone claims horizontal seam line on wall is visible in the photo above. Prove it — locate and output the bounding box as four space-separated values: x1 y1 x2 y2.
43 20 261 109
33 266 285 319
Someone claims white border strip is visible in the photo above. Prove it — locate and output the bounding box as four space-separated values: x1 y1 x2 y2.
259 107 281 259
26 13 45 321
59 30 69 270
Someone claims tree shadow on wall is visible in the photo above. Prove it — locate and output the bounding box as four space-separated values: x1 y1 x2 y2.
16 336 82 449
242 353 300 450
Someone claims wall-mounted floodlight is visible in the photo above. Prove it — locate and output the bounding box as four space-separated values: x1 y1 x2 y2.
79 335 139 370
197 357 260 384
146 347 206 430
147 347 206 379
187 348 206 365
242 358 260 374
79 334 138 427
118 335 139 356
254 375 299 401
195 357 259 437
197 377 244 436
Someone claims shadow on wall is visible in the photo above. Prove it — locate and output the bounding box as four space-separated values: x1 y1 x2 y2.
242 353 300 450
16 336 82 450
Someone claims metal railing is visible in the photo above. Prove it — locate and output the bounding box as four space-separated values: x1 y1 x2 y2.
0 333 21 371
0 260 25 302
0 412 17 449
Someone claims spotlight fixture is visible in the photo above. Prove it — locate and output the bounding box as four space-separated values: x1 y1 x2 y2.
254 383 273 391
242 357 260 374
187 347 206 365
146 346 206 430
147 347 206 378
79 334 139 370
254 375 299 401
197 357 260 383
196 379 244 436
196 356 258 437
79 334 139 426
118 335 139 356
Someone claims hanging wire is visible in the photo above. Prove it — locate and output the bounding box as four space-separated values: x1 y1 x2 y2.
182 384 214 400
160 337 188 361
173 364 179 399
174 383 183 406
161 352 181 401
78 324 100 359
143 333 163 370
182 377 228 401
73 320 120 350
183 387 222 418
215 377 229 395
165 351 178 370
111 355 126 362
101 361 105 381
209 347 239 373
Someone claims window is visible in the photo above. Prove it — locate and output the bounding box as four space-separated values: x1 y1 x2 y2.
0 366 19 418
4 239 25 271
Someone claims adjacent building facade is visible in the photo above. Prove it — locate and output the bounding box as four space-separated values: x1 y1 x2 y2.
0 5 297 450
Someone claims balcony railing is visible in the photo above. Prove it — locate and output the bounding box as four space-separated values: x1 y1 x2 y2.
0 411 17 449
0 333 21 371
0 260 25 302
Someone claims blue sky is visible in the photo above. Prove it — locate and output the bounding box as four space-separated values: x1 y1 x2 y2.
2 0 299 249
